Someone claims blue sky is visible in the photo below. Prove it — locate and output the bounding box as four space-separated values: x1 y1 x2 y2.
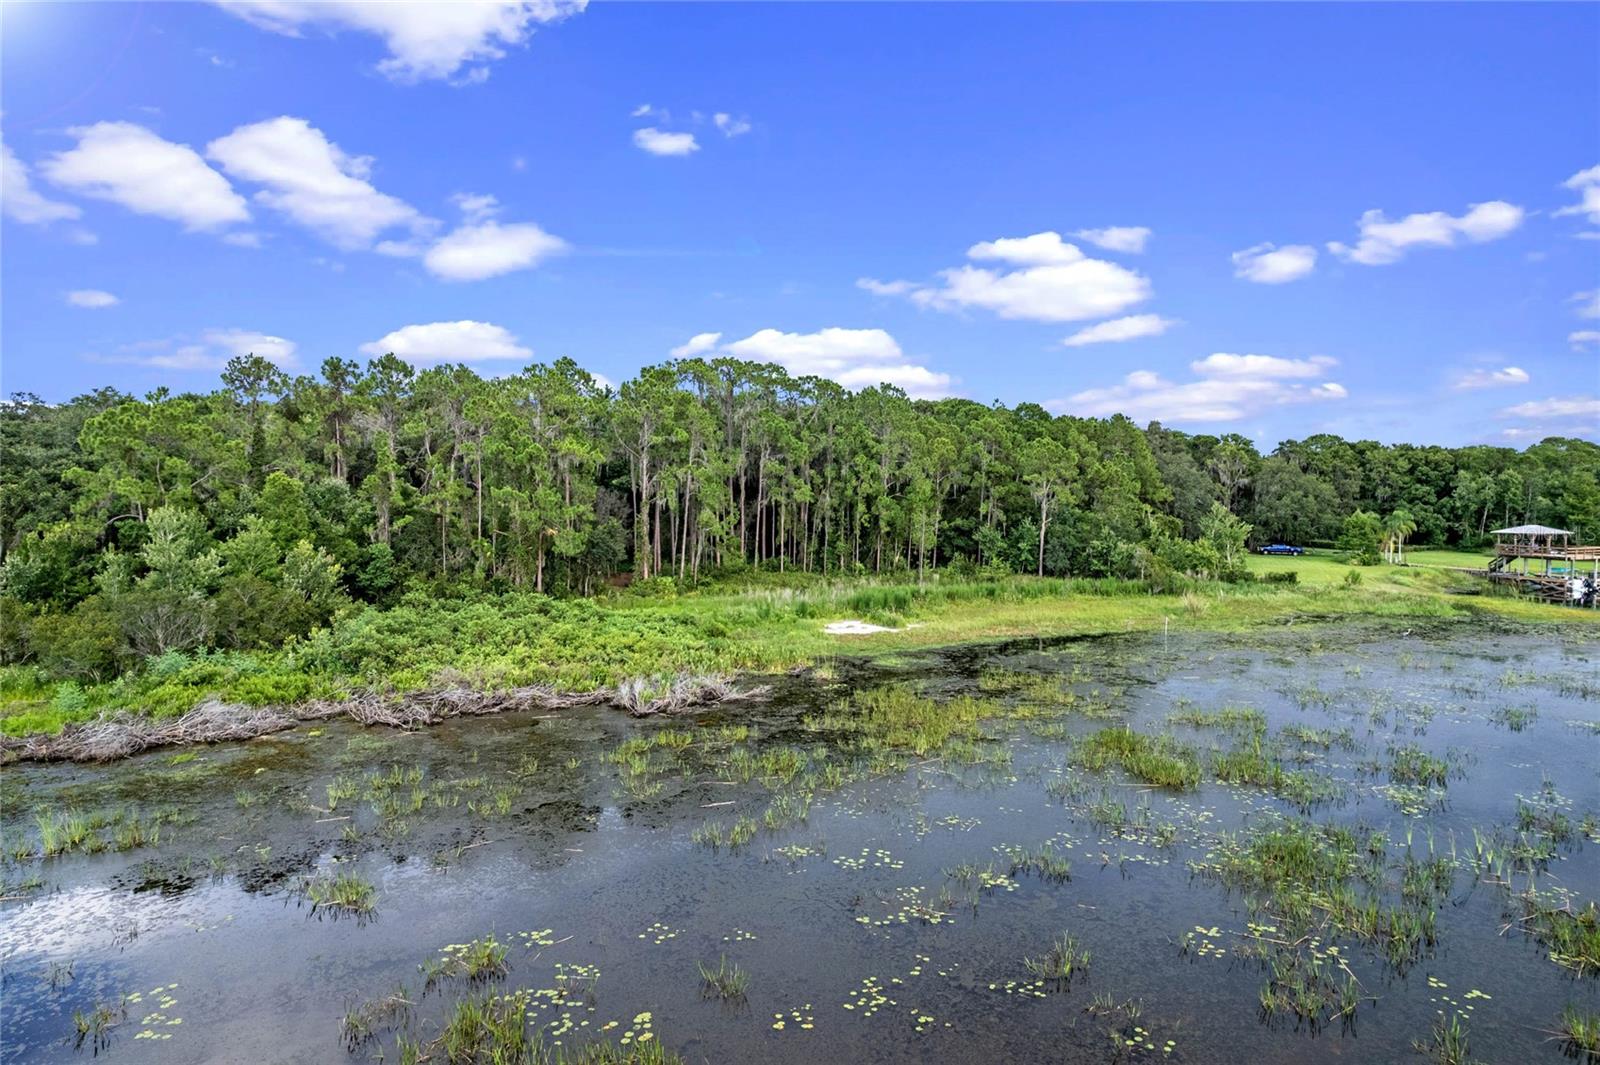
3 1 1596 447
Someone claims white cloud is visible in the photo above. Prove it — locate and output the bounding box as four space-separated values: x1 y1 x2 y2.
216 1 583 83
631 103 655 118
669 332 722 358
866 231 1151 323
1190 353 1336 379
451 192 500 222
1232 242 1317 284
1061 314 1176 348
967 231 1082 265
1556 163 1600 226
1327 200 1524 265
1056 353 1346 423
1452 365 1529 390
222 231 265 248
206 116 426 249
1571 289 1600 319
359 320 532 365
1499 396 1600 420
857 278 917 296
713 113 752 138
1569 330 1600 350
1072 226 1151 254
365 191 564 279
717 327 954 398
65 289 118 309
41 122 248 231
93 328 297 371
2 141 81 224
633 128 699 157
424 221 567 281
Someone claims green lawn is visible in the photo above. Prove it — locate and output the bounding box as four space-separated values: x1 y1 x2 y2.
1400 547 1495 570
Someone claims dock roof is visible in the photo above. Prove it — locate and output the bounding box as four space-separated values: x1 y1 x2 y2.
1492 524 1573 535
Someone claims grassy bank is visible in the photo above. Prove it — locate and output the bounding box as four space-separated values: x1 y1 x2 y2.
1 558 1591 740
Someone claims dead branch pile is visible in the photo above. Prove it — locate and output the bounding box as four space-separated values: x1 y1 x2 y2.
0 699 298 763
613 673 771 717
0 673 769 763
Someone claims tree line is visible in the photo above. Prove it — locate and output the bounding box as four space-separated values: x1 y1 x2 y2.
2 354 1596 678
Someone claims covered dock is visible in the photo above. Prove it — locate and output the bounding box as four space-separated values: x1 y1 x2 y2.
1485 525 1599 607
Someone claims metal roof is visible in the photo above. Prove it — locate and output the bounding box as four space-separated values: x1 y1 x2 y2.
1491 524 1573 535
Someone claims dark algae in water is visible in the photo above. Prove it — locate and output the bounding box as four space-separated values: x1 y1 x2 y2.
2 621 1597 1063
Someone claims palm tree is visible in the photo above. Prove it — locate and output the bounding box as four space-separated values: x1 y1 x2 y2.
1382 508 1417 564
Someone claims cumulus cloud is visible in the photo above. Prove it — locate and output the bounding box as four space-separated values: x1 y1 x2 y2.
1570 330 1600 351
713 113 752 137
215 1 584 83
863 231 1151 323
424 221 567 281
1072 226 1150 254
1556 163 1600 227
669 332 722 358
359 320 532 365
674 327 957 398
1327 200 1524 265
1499 396 1600 420
92 328 297 371
1190 353 1336 379
65 289 118 309
1056 353 1346 423
633 128 699 157
1452 365 1529 390
1232 242 1317 284
367 187 565 280
1571 289 1600 319
42 122 248 231
1060 314 1176 348
2 141 82 224
207 116 426 249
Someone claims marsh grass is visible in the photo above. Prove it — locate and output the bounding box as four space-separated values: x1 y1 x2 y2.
1167 705 1266 734
423 936 510 987
1073 726 1202 790
72 998 126 1052
1520 895 1600 975
1388 744 1451 787
341 987 413 1050
1414 1011 1475 1065
1555 1005 1600 1059
1004 845 1073 883
1257 949 1362 1025
303 870 377 915
696 955 749 1000
1023 931 1091 986
1490 705 1537 731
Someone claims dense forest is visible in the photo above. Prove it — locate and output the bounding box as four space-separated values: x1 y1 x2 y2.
3 353 1597 680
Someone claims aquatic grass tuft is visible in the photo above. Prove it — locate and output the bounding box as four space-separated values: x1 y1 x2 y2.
1073 726 1201 790
1413 1010 1474 1065
1023 930 1091 986
303 870 377 915
696 954 749 1000
1555 1005 1600 1059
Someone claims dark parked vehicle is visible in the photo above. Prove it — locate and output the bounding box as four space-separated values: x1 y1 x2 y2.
1258 544 1305 556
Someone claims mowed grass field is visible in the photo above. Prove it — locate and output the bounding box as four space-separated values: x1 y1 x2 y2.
1246 547 1494 586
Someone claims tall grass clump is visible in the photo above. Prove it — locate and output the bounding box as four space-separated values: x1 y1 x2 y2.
1073 726 1202 790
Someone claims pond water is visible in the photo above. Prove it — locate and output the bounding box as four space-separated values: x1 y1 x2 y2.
2 620 1597 1063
